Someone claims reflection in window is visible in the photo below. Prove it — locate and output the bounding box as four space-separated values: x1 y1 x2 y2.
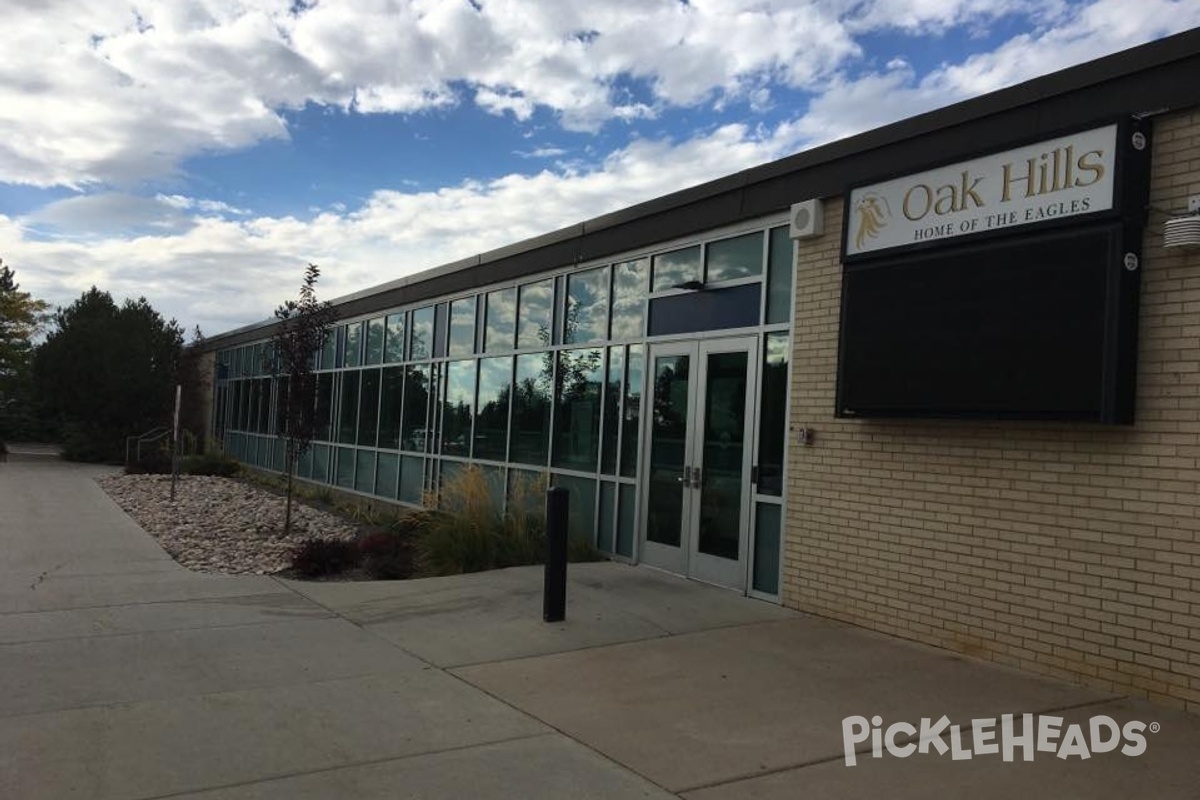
344 322 363 368
315 373 334 441
601 347 623 474
516 280 553 350
757 332 789 495
365 318 385 364
320 328 337 370
442 360 475 457
475 357 512 461
510 353 552 465
553 348 604 471
705 231 763 283
376 452 399 498
409 306 434 360
355 450 376 494
399 455 424 503
335 447 355 488
651 245 701 291
448 298 476 357
564 267 608 344
379 367 403 449
621 345 643 478
384 313 405 363
338 371 359 443
766 225 793 324
401 364 431 451
610 259 646 340
551 473 597 544
433 303 447 358
358 368 380 446
484 287 516 353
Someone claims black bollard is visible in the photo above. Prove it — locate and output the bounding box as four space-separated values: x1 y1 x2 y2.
543 486 569 622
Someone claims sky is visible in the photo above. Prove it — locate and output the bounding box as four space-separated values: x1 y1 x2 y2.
1 1 1197 338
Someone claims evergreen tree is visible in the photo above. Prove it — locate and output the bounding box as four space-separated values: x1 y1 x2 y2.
0 259 50 440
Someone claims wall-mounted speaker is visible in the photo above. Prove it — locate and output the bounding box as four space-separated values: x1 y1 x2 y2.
790 198 824 239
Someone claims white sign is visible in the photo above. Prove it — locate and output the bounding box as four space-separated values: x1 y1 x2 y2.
845 125 1118 257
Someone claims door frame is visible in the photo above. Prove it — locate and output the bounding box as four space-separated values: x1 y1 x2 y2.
638 335 760 592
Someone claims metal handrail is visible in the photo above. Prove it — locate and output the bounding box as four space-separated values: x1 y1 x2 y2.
125 427 168 467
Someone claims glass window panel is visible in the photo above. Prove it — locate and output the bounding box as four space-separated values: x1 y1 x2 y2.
335 446 355 488
510 353 552 465
620 345 644 478
507 469 547 516
334 326 345 368
646 354 689 547
315 373 334 441
705 231 763 283
610 258 646 340
598 481 616 554
312 444 330 483
433 303 447 358
564 267 609 344
601 347 623 475
484 288 516 353
766 225 793 324
344 322 363 368
338 371 359 443
401 365 431 451
516 279 553 350
753 503 781 595
442 360 475 457
651 245 701 292
365 317 385 365
409 306 434 360
320 328 337 370
480 465 506 510
355 450 376 494
298 446 313 479
378 367 404 449
552 473 596 545
697 351 748 561
757 332 789 496
399 455 424 503
475 357 512 462
259 379 272 433
438 460 464 503
384 313 405 363
553 348 604 471
448 298 477 357
376 452 399 499
358 368 381 447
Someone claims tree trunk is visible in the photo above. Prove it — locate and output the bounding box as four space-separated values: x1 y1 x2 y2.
284 451 295 537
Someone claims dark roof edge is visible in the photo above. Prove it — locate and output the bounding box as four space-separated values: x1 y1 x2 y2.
202 28 1200 351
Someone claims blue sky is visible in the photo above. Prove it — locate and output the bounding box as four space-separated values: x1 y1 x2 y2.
1 1 1197 335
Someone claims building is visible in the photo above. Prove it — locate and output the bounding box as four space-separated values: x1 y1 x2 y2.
200 29 1200 708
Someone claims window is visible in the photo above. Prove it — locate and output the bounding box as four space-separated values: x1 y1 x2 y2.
358 369 381 446
553 348 604 470
766 226 793 324
510 353 552 465
601 347 623 474
651 245 701 291
621 345 644 478
409 306 434 360
344 322 363 368
379 367 403 449
705 231 763 283
757 332 789 495
442 360 475 457
475 357 512 462
384 313 405 363
610 259 646 340
338 371 359 443
365 317 385 365
448 297 477 357
401 365 431 451
564 267 608 344
516 280 553 350
484 288 516 353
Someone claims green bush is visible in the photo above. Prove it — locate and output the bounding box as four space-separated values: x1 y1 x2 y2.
124 448 172 475
181 451 240 477
290 538 361 578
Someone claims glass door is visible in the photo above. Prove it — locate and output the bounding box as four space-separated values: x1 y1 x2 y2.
640 336 758 590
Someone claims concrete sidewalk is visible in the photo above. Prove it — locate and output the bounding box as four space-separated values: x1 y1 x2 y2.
2 459 1198 799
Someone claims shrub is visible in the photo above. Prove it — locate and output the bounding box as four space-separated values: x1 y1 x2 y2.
290 538 361 578
359 528 415 580
124 447 172 475
181 451 240 477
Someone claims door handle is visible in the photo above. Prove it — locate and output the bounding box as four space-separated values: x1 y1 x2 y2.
678 465 691 485
691 467 702 489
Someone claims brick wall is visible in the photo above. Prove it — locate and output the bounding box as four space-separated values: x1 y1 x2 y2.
784 108 1200 709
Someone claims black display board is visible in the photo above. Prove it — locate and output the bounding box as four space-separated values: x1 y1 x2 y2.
837 222 1138 422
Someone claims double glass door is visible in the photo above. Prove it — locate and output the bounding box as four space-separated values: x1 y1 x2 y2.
640 336 758 589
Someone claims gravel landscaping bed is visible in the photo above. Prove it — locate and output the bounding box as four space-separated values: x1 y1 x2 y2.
97 474 359 575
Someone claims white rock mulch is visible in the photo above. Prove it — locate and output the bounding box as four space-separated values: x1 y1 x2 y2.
97 474 358 575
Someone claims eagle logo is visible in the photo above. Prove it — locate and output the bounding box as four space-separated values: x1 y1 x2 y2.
854 192 891 251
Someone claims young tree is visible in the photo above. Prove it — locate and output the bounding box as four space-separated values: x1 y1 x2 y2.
0 259 50 440
271 263 336 536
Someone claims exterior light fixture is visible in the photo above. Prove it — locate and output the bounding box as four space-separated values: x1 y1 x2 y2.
1164 197 1200 249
